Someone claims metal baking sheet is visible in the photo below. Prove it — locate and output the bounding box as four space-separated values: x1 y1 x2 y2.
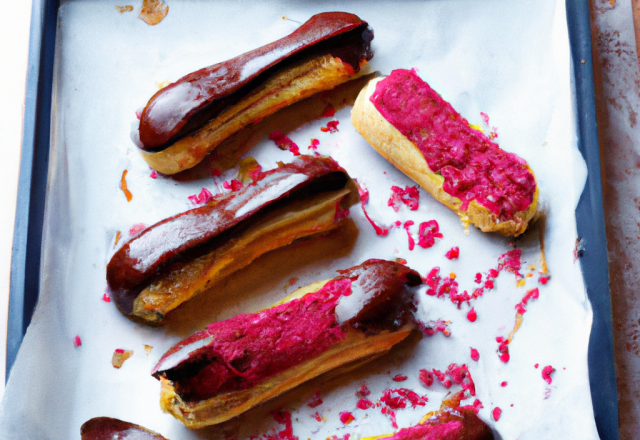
4 1 618 439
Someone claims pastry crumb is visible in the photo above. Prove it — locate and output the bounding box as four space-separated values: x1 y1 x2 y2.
139 0 169 26
112 349 134 368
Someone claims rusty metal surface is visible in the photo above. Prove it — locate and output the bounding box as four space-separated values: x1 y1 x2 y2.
590 0 640 438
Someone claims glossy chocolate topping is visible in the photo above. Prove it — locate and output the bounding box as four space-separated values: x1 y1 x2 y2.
152 259 421 402
81 417 168 440
139 12 373 151
106 156 349 315
334 258 422 332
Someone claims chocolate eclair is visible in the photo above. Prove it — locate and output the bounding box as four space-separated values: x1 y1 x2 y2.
106 156 356 324
136 12 374 174
152 259 422 428
81 417 168 440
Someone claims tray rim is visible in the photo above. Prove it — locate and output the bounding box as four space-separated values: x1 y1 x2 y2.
6 0 58 382
6 1 619 438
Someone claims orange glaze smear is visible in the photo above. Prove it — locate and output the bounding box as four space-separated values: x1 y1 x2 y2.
120 170 133 202
139 0 168 26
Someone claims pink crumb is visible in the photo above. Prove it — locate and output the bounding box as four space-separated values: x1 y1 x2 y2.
388 185 420 212
102 293 111 303
467 307 477 322
188 188 215 205
128 223 146 236
417 220 443 248
149 169 157 179
419 369 434 386
308 138 320 150
392 374 408 382
357 383 371 398
501 381 508 387
73 335 82 347
322 103 336 118
222 179 244 192
339 411 354 425
542 365 555 384
492 407 502 421
321 120 339 133
445 246 459 260
470 348 480 361
403 221 415 251
356 398 374 410
268 130 300 155
307 391 323 408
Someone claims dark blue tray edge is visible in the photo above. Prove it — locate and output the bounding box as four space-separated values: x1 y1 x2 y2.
5 2 620 439
6 0 58 382
566 1 619 439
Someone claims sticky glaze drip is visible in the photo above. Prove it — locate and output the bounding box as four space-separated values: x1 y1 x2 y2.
370 69 536 221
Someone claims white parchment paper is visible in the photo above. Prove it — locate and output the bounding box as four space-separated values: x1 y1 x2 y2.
0 1 600 439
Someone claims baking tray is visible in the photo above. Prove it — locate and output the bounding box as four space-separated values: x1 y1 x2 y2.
6 0 618 438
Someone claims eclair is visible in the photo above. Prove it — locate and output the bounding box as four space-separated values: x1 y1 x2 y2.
136 12 373 175
152 259 422 429
362 409 494 440
352 69 538 236
106 156 356 324
81 417 168 440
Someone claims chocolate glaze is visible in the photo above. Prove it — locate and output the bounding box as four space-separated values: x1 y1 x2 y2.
80 417 168 440
139 12 374 151
106 156 349 315
151 259 421 402
334 258 422 333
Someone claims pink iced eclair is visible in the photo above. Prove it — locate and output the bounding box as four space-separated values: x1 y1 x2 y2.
352 69 538 236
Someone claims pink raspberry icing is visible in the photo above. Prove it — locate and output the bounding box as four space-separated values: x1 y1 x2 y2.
370 69 536 221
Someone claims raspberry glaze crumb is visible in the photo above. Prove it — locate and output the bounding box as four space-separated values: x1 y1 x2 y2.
445 246 459 260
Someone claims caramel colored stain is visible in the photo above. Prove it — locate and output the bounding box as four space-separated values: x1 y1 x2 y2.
120 170 133 202
139 0 168 26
